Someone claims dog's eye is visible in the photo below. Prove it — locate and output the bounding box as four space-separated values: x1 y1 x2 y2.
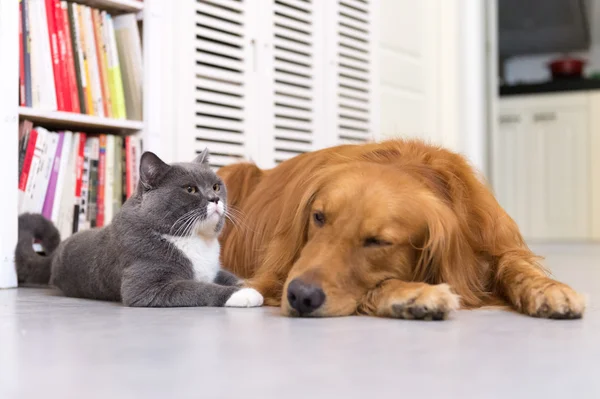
313 211 325 226
213 183 220 192
363 237 391 247
186 185 198 194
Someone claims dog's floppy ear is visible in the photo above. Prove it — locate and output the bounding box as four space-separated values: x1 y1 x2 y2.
412 196 484 307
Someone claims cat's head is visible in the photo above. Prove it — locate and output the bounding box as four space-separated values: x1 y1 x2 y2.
137 149 227 238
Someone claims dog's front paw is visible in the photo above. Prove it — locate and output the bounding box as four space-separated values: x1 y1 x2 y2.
225 288 264 308
389 283 460 321
522 281 585 319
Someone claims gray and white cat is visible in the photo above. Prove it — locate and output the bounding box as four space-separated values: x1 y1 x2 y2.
15 149 263 308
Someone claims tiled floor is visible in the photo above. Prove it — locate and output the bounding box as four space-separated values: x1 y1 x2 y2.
1 244 599 399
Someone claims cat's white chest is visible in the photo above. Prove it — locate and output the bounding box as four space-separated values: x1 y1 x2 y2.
163 235 221 282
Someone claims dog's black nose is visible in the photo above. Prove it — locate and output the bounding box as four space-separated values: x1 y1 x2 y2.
287 278 325 315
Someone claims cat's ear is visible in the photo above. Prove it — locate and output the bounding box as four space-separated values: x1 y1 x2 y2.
140 152 170 189
193 148 210 165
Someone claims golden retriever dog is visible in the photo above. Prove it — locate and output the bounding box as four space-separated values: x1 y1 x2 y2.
217 140 585 320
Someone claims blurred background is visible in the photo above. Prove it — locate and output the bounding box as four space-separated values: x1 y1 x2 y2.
1 0 598 286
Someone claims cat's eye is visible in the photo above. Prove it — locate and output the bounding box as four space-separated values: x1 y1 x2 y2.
363 237 392 247
213 183 220 192
186 185 198 194
313 211 325 227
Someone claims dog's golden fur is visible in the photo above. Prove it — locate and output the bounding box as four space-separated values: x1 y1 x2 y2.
218 140 585 319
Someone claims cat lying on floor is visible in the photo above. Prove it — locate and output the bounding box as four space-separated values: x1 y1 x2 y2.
16 149 263 308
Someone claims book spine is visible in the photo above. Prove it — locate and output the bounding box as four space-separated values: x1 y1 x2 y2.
60 2 79 113
53 0 71 112
57 133 78 238
36 0 57 110
78 139 92 230
113 14 143 121
105 15 126 119
77 5 95 115
113 136 123 213
22 0 32 107
104 135 115 224
67 3 86 114
18 120 33 177
124 135 132 197
132 136 140 192
92 9 111 117
42 132 64 219
121 136 127 203
87 137 99 227
82 6 103 117
50 131 71 225
97 135 107 227
21 129 47 213
18 128 39 193
45 0 65 111
19 1 26 106
28 0 41 107
72 132 86 233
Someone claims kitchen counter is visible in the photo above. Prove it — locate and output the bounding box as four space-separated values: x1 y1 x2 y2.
500 79 600 96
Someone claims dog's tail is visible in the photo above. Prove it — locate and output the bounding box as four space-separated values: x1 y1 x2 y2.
15 213 61 285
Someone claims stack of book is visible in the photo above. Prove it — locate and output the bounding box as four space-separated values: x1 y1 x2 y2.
19 0 143 120
18 120 142 239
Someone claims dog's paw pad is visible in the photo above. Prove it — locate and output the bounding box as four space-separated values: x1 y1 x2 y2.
528 283 585 319
225 288 264 308
391 284 460 321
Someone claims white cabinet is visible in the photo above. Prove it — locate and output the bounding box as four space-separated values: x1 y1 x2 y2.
494 93 593 241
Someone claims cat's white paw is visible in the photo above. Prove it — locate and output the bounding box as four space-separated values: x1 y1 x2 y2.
225 288 264 308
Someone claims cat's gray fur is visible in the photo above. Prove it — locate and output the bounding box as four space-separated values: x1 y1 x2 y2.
16 150 261 307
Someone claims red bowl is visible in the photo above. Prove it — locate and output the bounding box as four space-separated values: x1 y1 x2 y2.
548 58 586 79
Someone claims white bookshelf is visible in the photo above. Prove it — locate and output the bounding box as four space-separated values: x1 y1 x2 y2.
0 0 163 288
18 107 144 133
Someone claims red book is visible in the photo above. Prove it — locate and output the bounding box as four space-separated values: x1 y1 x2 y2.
125 136 133 197
61 1 80 113
45 0 65 111
19 1 25 106
52 0 71 112
97 135 107 227
18 129 39 192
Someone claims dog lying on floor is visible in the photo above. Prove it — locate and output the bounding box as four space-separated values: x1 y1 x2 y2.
217 139 585 320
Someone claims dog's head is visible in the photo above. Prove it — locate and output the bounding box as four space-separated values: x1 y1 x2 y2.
280 161 470 317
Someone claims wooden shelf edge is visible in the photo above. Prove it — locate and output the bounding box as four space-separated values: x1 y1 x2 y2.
19 107 143 133
73 0 144 13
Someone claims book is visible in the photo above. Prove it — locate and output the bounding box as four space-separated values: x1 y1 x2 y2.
51 131 73 225
57 132 79 238
18 128 39 206
92 9 111 117
60 1 80 113
87 137 100 227
97 135 107 227
113 136 123 214
52 0 71 112
81 5 104 117
22 0 32 107
20 128 47 213
18 120 34 177
45 0 65 110
104 135 115 224
72 133 87 233
67 3 86 114
105 14 127 119
79 138 93 230
19 1 26 106
31 0 57 110
42 132 64 219
75 4 94 115
113 14 142 120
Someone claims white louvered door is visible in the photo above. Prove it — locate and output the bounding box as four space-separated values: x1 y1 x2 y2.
176 0 379 169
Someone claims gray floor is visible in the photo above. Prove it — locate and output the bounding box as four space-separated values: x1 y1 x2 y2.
1 244 599 399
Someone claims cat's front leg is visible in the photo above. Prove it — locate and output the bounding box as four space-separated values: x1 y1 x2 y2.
214 269 243 287
121 263 263 308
